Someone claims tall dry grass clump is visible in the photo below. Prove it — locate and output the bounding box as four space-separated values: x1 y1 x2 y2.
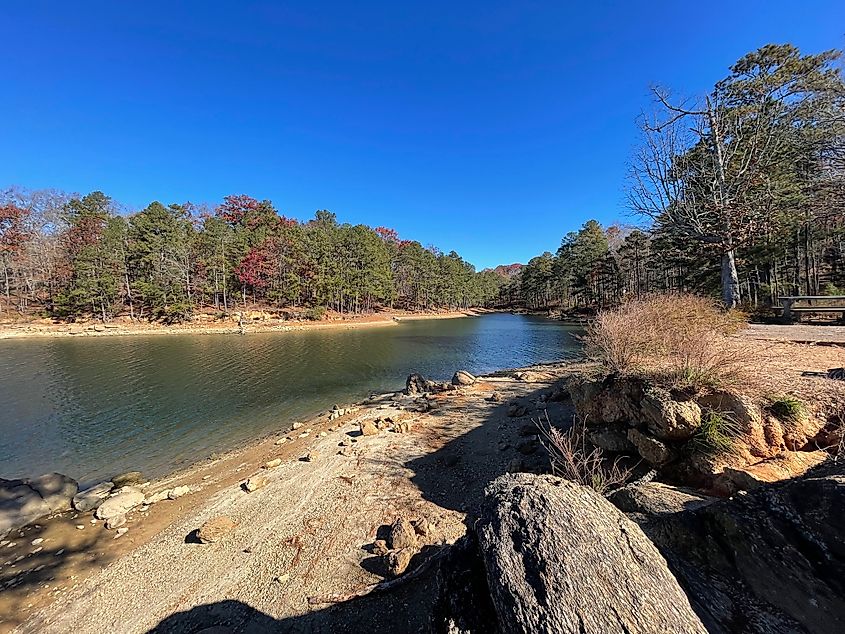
585 293 752 391
536 413 631 494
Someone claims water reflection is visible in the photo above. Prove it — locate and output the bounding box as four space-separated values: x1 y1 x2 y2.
0 314 580 484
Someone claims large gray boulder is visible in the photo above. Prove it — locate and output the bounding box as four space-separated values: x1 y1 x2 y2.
475 473 707 634
643 460 845 634
0 473 78 535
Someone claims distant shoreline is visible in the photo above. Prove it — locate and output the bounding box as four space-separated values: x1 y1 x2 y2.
0 308 498 341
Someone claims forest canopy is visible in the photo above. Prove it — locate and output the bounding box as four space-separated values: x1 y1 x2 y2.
0 190 503 321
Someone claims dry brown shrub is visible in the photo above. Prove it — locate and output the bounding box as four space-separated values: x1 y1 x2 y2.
585 293 754 391
536 413 631 494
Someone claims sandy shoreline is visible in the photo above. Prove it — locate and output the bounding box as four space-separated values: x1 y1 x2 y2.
0 361 577 632
0 309 494 341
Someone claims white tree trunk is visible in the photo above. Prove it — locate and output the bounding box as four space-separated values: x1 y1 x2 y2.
721 249 740 308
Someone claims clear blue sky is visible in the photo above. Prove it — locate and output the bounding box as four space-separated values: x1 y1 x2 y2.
3 1 843 269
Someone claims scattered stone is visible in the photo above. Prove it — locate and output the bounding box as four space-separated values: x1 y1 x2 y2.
507 403 528 418
72 481 114 512
111 471 144 488
144 490 170 505
297 432 310 439
31 546 43 554
167 486 191 500
452 370 477 386
95 487 145 520
411 518 432 537
105 514 126 529
301 452 317 462
244 476 268 493
386 547 414 576
273 573 290 584
387 517 418 550
265 459 282 469
392 420 413 434
292 422 303 430
372 539 389 556
275 438 288 445
114 527 129 539
197 516 237 543
405 373 431 395
319 431 327 437
75 525 84 530
31 538 43 546
488 391 504 403
359 420 380 436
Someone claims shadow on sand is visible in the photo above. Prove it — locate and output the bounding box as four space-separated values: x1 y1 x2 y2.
145 380 572 633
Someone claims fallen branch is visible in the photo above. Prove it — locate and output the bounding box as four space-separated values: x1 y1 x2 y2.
307 546 448 605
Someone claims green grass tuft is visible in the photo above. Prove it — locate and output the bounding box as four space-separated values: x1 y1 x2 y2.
692 410 742 456
770 395 808 423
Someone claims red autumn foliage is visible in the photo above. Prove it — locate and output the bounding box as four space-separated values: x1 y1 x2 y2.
216 194 261 226
375 226 400 243
0 203 31 255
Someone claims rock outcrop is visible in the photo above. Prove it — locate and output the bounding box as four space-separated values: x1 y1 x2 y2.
567 375 831 489
471 473 707 633
643 460 845 634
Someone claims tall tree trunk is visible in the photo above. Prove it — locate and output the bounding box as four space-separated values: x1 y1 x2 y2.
721 248 740 308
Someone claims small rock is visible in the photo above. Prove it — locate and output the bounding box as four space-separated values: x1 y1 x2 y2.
319 431 327 437
298 432 310 439
95 487 145 520
338 447 355 457
111 471 144 488
197 516 237 543
75 525 85 530
292 422 303 430
72 481 114 512
273 573 290 584
167 486 190 500
302 452 317 462
359 420 380 436
411 519 432 537
275 438 288 445
392 420 413 434
105 514 126 529
489 391 504 402
265 459 282 469
114 527 129 539
451 370 477 386
31 538 43 546
244 476 268 492
372 539 390 556
386 547 414 576
388 517 418 550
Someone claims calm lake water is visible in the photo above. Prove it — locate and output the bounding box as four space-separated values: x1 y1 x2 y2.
0 313 581 485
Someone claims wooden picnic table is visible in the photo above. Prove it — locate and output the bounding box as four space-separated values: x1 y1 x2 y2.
778 295 845 322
